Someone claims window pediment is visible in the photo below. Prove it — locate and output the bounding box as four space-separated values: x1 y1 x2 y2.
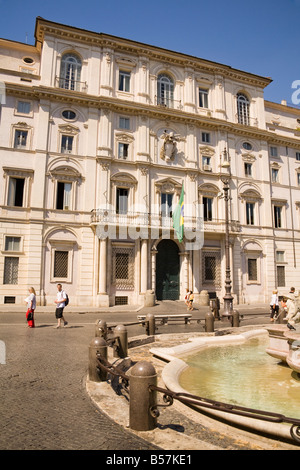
198 183 219 196
3 167 34 179
242 153 256 163
48 166 82 182
111 172 137 187
240 189 262 202
115 132 134 143
199 145 215 157
155 178 182 194
58 124 79 135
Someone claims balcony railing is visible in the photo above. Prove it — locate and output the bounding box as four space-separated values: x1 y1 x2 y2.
91 209 241 233
55 77 88 93
155 96 183 110
235 114 258 127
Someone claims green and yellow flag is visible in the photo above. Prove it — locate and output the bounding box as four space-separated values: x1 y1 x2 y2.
172 184 184 242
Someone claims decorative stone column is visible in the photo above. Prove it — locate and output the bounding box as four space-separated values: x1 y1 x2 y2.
192 248 201 302
179 251 189 299
151 248 158 292
98 238 109 307
140 238 148 294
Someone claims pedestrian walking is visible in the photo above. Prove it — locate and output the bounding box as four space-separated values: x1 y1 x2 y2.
185 289 191 308
188 291 194 311
54 284 68 328
269 289 279 321
25 287 36 328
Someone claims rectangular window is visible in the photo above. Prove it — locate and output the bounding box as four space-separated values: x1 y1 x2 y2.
271 168 279 183
61 135 74 153
118 70 130 92
199 89 208 108
5 236 21 252
56 182 72 210
14 130 28 148
115 253 129 280
297 173 300 186
205 256 216 281
270 146 278 157
203 197 213 221
244 163 252 176
3 257 19 284
276 251 285 263
277 266 286 287
248 258 257 282
201 132 210 143
54 251 68 278
116 188 128 214
296 152 300 161
118 142 129 159
274 206 282 228
202 156 211 171
246 202 255 225
161 193 173 217
17 101 31 114
119 117 130 129
7 177 25 207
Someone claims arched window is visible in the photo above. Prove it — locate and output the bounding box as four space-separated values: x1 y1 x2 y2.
59 53 82 91
157 73 174 107
237 93 250 125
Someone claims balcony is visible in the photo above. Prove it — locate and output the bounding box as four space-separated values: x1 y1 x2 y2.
55 77 88 93
91 209 241 234
155 96 183 110
235 114 258 127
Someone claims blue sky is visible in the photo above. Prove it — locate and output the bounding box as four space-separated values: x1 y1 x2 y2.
0 0 299 105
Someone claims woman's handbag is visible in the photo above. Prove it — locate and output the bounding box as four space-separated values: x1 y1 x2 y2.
27 311 33 321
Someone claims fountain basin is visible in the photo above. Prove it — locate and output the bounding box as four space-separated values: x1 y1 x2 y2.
150 328 300 443
265 325 300 374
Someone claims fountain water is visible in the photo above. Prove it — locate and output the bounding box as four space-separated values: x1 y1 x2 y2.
150 327 300 443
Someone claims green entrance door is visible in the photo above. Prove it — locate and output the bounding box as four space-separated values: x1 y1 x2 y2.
156 240 180 300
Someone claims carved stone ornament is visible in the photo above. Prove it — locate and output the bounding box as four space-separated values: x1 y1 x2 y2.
160 130 180 162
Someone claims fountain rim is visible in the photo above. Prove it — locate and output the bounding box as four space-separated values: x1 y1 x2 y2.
150 328 299 444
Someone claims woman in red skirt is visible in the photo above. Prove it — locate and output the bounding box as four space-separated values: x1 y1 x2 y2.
25 287 36 328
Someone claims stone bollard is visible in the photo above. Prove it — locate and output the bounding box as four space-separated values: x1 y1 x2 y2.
231 310 240 327
199 290 210 306
129 361 157 431
144 290 155 307
113 324 128 358
95 319 108 339
88 337 107 382
146 313 155 336
205 311 214 332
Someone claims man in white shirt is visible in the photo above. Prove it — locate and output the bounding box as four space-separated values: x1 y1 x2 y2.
54 283 68 328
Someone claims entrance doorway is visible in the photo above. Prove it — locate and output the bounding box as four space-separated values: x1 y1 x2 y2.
156 239 180 300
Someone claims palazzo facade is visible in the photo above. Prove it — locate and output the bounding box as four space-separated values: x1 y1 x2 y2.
1 17 300 307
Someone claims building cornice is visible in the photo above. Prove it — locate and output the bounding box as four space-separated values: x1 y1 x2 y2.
5 81 300 148
265 100 300 116
34 17 272 89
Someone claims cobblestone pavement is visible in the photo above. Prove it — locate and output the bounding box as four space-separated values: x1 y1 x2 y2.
0 310 159 450
0 302 290 451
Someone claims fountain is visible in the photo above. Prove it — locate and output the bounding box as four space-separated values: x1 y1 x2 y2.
150 327 300 443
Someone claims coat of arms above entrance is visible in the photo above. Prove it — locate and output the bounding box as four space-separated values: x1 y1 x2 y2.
160 130 180 162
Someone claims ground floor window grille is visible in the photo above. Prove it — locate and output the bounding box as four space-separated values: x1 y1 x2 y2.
115 296 128 305
112 246 134 289
3 257 19 284
202 251 221 287
277 265 285 287
4 296 16 303
248 258 258 282
54 250 68 278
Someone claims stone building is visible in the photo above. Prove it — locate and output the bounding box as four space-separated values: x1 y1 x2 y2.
0 17 300 307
